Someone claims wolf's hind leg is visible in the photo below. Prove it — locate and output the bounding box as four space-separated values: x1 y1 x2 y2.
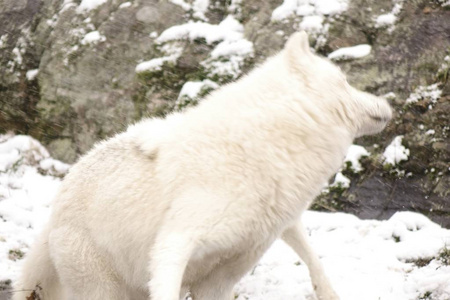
49 226 128 300
189 245 269 300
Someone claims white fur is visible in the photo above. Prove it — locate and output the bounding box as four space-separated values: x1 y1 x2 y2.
13 32 392 300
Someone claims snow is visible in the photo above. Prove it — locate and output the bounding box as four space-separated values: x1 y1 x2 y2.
156 16 243 45
118 1 131 9
328 44 371 61
438 0 450 6
169 0 191 11
344 144 370 172
25 69 39 81
383 135 410 166
383 91 396 100
438 55 450 77
60 0 77 13
135 43 183 73
227 0 242 15
81 30 106 45
135 57 171 73
315 0 348 15
176 79 219 110
271 0 348 47
376 13 397 26
77 0 108 12
210 39 253 59
177 79 218 100
169 0 210 20
375 1 404 31
236 211 450 300
0 135 69 281
406 84 442 105
0 35 7 49
299 15 324 33
1 134 450 299
192 0 209 20
272 0 348 21
330 172 351 188
201 55 248 80
272 0 299 20
296 4 315 16
321 144 370 194
146 15 253 79
12 47 23 65
46 15 58 27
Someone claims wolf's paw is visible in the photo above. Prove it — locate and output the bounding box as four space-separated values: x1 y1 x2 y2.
315 286 340 300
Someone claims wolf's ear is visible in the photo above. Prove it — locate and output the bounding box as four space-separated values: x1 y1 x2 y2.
284 32 312 72
285 31 311 57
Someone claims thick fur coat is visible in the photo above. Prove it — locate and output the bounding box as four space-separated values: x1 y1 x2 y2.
14 32 392 300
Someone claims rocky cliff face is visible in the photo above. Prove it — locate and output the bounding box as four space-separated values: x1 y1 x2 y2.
0 0 449 226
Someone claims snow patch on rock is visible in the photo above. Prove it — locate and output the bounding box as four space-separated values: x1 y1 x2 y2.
0 134 69 281
169 0 210 21
135 43 184 73
272 0 348 21
81 30 106 45
328 44 371 61
272 0 349 48
344 145 370 172
77 0 108 13
383 135 410 166
175 79 219 110
25 69 39 81
146 15 253 79
177 79 218 100
119 1 132 9
406 83 442 105
375 0 404 32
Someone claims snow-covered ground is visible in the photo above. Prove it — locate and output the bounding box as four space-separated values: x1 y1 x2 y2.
1 134 450 300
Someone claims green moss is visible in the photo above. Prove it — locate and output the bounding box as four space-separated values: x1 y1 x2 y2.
185 67 210 82
405 257 433 268
8 249 24 261
310 195 346 212
438 247 450 265
419 291 433 300
343 161 354 173
329 184 347 197
133 62 187 118
436 67 449 83
175 96 199 112
416 61 439 75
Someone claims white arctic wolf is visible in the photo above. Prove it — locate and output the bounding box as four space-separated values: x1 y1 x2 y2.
14 32 392 300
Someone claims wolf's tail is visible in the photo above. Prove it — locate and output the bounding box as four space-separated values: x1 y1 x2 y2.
12 226 63 300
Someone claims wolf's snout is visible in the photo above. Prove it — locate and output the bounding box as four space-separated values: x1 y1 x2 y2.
372 97 393 124
369 114 390 123
380 99 393 122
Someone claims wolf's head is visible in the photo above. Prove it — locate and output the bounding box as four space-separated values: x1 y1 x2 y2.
283 32 392 138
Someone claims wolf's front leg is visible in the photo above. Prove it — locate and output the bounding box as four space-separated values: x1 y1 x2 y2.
282 222 340 300
149 232 195 300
